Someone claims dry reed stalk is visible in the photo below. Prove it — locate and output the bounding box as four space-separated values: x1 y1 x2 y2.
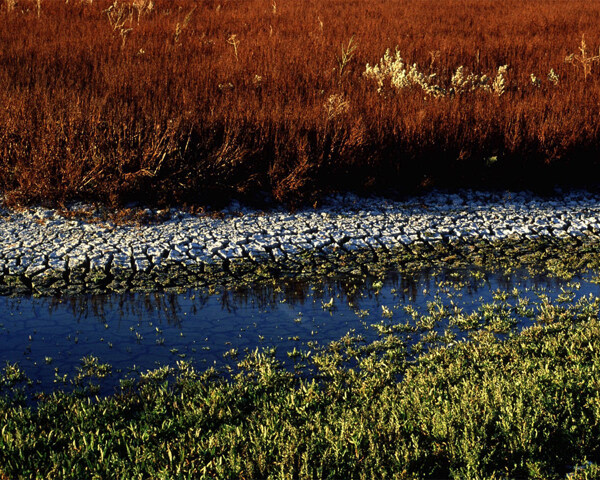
174 6 195 44
227 34 240 61
565 34 600 80
337 36 357 82
132 0 153 23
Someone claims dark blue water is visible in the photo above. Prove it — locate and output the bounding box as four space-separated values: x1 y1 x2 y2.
0 268 597 391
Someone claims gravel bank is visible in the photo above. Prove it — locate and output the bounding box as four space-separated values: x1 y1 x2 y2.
1 190 600 296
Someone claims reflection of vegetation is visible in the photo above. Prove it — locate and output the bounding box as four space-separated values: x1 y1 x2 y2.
32 236 583 328
46 291 207 327
2 291 600 478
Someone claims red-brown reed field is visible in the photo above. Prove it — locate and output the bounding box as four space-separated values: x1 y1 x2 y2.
2 0 600 207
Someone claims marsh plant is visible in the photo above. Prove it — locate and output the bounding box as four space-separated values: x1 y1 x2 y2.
227 33 240 61
364 48 511 98
450 65 491 94
323 93 349 120
174 6 195 44
565 34 600 80
337 36 358 81
363 48 444 96
132 0 153 23
104 0 133 47
2 0 600 208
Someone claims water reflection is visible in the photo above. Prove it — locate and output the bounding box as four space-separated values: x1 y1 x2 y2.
0 266 594 392
36 267 570 325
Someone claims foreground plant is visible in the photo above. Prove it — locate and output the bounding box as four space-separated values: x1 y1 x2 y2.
1 291 600 479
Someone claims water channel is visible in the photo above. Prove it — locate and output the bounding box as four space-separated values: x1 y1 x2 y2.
1 266 598 392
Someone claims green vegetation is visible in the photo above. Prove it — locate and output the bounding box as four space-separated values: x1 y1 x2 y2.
2 289 600 479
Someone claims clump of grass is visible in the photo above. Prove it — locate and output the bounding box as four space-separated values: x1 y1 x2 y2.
363 47 443 96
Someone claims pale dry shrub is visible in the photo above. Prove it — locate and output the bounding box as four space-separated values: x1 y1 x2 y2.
105 1 133 47
530 73 541 87
363 48 442 96
491 65 508 96
450 66 490 94
324 93 349 120
365 48 509 97
105 1 132 30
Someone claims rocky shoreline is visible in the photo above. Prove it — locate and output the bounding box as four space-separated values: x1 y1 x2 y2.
2 190 600 296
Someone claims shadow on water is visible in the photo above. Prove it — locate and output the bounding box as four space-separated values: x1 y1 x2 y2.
0 266 597 392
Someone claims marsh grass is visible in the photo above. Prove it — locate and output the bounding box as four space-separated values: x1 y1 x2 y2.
2 289 600 478
2 1 600 208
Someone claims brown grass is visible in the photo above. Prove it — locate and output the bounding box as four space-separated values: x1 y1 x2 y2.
2 0 600 208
